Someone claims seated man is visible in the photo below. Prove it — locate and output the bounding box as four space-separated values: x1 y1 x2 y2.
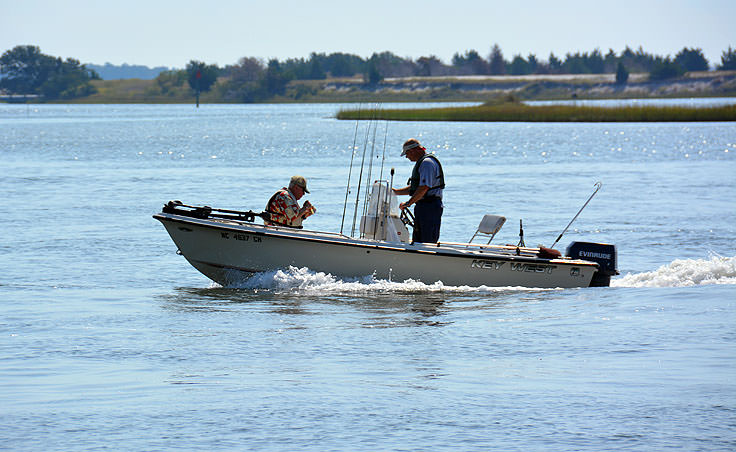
265 175 315 228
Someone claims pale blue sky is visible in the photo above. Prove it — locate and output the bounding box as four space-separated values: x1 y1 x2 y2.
1 0 734 68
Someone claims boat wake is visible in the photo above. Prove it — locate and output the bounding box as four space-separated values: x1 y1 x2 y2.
220 266 555 293
213 255 736 291
612 254 736 288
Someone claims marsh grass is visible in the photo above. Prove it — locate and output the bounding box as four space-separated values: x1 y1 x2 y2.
64 79 220 104
336 102 736 122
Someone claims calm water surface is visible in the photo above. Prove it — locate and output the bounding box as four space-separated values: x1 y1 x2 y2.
1 103 735 451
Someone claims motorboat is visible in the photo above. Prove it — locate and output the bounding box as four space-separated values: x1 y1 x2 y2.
153 181 618 288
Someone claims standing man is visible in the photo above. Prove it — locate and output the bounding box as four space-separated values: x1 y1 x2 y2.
265 175 315 228
393 138 445 243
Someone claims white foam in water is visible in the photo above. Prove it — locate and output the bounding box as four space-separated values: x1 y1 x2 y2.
224 266 547 293
612 254 736 288
216 256 736 291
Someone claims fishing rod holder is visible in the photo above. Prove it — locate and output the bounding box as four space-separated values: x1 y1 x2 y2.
162 200 273 224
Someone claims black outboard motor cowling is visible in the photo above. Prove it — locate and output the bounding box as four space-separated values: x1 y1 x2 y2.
566 242 618 287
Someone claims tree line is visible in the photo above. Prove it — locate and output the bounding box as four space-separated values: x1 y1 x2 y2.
2 44 736 100
178 45 736 102
0 45 99 98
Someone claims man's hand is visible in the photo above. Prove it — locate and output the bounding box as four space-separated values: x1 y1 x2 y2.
301 200 316 218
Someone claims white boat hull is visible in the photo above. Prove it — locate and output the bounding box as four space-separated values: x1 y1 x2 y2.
154 212 600 288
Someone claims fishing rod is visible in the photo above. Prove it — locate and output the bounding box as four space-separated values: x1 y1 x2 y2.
362 112 380 220
371 121 390 238
351 104 379 237
353 107 375 236
378 120 388 191
349 109 372 237
550 181 602 249
340 102 362 235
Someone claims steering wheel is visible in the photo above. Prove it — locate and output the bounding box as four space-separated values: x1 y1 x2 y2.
400 208 415 228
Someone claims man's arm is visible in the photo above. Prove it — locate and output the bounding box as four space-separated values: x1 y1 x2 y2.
393 186 411 196
399 185 429 210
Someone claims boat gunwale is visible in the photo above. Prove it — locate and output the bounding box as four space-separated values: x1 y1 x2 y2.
153 212 598 268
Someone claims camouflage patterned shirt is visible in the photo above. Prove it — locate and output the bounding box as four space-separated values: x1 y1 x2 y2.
265 187 302 227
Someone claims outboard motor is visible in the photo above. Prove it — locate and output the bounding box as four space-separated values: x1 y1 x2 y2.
566 241 618 287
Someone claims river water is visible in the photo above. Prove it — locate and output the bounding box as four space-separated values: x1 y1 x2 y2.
1 103 735 451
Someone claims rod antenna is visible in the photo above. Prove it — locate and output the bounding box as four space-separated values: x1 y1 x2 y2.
362 110 380 220
340 102 361 234
550 182 602 248
351 104 378 236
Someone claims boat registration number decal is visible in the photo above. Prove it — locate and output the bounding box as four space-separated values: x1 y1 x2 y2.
220 232 262 242
472 259 557 274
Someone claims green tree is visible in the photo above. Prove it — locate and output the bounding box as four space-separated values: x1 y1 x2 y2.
0 45 97 97
307 53 326 80
0 45 54 93
264 59 291 95
452 50 488 75
508 55 530 75
615 61 629 84
324 52 364 77
488 44 506 75
40 58 98 98
587 49 605 73
618 46 656 73
563 52 590 73
186 60 219 92
649 57 685 80
375 51 415 77
229 57 264 83
717 46 736 70
328 56 351 77
548 52 562 73
281 57 310 80
416 55 444 76
222 57 266 102
362 51 413 80
154 69 187 95
633 46 657 72
468 50 489 74
603 48 618 72
364 56 383 85
674 47 709 72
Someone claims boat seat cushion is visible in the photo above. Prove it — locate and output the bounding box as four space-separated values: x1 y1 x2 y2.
477 214 506 235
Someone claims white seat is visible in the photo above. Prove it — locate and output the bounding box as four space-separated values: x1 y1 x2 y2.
468 214 506 245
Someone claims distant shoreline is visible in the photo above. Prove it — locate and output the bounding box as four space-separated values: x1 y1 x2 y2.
2 71 735 105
